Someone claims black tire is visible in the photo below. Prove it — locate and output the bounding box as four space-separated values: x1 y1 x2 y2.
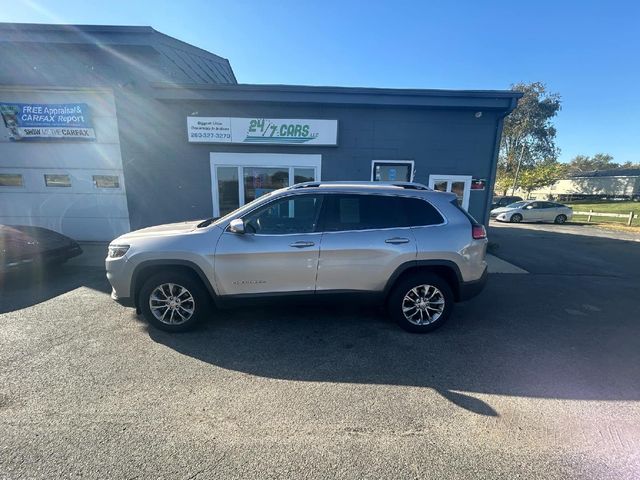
554 214 567 224
139 271 210 332
387 273 454 333
510 213 523 223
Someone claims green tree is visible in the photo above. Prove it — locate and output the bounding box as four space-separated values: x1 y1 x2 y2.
497 82 562 195
567 153 638 172
518 160 568 195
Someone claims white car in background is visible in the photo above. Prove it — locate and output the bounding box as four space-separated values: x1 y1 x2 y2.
490 201 573 224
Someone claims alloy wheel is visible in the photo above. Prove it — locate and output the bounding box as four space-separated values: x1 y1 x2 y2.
401 284 445 325
149 283 195 325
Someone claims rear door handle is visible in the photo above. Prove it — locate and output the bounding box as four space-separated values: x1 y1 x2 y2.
385 237 410 244
289 241 315 248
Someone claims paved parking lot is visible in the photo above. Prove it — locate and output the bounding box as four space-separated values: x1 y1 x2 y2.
1 224 639 479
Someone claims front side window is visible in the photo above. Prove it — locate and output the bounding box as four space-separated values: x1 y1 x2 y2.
44 174 71 187
243 194 323 235
0 173 23 187
320 194 443 232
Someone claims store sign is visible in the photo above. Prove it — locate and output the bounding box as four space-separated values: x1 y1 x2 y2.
187 117 338 145
0 102 95 141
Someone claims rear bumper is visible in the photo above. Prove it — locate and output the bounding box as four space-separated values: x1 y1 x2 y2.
459 266 488 301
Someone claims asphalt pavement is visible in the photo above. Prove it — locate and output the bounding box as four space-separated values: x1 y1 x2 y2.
1 223 639 479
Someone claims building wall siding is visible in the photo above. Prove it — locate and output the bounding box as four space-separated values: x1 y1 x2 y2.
115 98 501 230
0 88 130 240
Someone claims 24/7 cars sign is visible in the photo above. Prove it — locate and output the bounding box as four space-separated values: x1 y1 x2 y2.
187 117 338 145
0 103 96 141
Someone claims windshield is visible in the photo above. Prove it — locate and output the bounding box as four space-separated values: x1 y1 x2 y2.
505 201 528 208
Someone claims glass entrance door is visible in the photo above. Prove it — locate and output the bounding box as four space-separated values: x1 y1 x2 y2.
428 175 472 210
210 153 321 217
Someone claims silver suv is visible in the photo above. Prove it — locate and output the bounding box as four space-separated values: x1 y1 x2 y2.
106 182 488 333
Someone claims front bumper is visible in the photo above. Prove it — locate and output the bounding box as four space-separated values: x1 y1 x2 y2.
111 288 135 308
459 266 488 301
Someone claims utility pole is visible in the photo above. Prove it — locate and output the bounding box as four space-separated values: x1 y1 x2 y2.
511 142 526 196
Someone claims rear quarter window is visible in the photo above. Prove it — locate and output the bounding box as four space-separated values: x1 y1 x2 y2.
450 199 480 225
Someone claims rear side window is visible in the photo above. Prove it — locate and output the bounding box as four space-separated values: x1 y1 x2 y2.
320 194 443 231
402 197 445 226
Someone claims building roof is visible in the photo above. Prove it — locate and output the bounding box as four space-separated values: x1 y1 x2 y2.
0 22 236 86
568 168 640 178
152 83 522 111
0 22 521 113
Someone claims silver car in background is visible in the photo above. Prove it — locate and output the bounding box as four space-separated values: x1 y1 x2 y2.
491 200 573 224
106 182 488 334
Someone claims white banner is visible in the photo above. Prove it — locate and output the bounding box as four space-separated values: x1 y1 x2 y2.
13 126 95 140
187 117 338 145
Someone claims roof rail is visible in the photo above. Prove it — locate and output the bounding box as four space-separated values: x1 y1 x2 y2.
289 181 431 190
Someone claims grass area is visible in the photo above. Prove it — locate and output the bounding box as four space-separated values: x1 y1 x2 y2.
564 200 639 214
563 200 640 230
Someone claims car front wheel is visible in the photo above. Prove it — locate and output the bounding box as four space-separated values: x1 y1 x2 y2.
139 272 209 332
388 273 454 333
510 213 523 223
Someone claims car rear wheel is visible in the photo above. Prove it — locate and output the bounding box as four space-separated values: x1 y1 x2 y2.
388 273 454 333
554 214 567 224
139 272 209 332
510 213 523 223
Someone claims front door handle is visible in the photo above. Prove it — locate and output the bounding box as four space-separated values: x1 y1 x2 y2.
385 237 410 244
289 241 315 248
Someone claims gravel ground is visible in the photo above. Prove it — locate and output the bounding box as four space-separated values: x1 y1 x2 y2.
1 225 639 479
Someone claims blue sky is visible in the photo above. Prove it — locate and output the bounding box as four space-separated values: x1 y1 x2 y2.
2 0 639 163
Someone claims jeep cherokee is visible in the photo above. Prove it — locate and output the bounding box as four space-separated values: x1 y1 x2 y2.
106 182 488 333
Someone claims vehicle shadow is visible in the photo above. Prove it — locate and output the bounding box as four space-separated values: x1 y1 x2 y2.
147 275 639 416
147 227 640 416
0 265 110 314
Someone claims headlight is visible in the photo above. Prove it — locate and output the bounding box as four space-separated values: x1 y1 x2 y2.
108 244 130 258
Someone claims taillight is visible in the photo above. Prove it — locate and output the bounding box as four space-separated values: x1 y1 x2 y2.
472 224 487 240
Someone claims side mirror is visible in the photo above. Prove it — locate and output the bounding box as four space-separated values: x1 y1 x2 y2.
229 218 245 234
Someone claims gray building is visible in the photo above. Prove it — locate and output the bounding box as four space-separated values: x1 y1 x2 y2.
527 168 640 201
0 23 521 241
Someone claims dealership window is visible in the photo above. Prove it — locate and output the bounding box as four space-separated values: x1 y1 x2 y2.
371 161 414 182
44 174 72 187
93 175 120 188
243 167 289 204
211 153 322 217
217 166 240 216
428 175 472 210
0 173 24 187
215 165 320 217
294 168 315 184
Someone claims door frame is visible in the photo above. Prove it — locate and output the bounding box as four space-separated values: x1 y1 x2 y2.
210 153 321 217
428 174 472 210
371 160 415 182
